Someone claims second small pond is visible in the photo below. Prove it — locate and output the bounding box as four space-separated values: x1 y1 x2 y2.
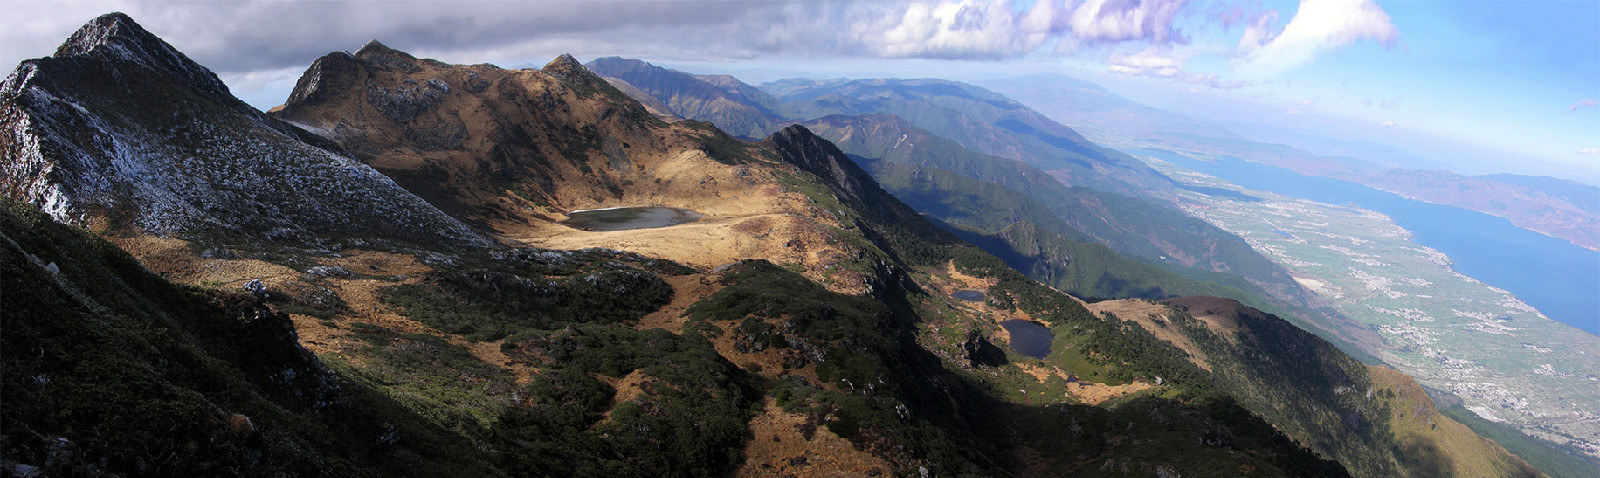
951 290 986 302
1000 320 1053 359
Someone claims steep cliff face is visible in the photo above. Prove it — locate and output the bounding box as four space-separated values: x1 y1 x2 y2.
0 13 487 250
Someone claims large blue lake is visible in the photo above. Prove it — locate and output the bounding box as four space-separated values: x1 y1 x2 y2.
1143 149 1599 336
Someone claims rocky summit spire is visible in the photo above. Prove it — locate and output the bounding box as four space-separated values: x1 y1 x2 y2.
542 53 599 84
51 12 233 100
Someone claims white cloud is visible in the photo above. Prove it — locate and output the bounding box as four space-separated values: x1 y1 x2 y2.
1107 45 1186 77
1069 0 1189 44
1381 120 1396 128
1577 148 1599 156
1570 99 1598 111
1295 98 1314 106
1107 45 1249 89
866 0 1072 58
1235 0 1398 78
856 0 1192 58
1236 11 1278 54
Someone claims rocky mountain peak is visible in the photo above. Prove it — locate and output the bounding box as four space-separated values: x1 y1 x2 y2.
766 125 874 201
353 39 422 72
542 53 602 85
54 12 146 57
49 12 233 100
354 39 391 56
284 51 362 107
543 53 584 72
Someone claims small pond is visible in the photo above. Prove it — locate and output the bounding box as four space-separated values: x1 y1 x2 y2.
1000 320 1053 359
951 290 986 302
562 207 701 231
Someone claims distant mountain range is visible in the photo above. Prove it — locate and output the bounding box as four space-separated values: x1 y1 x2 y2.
978 74 1600 252
589 56 1384 357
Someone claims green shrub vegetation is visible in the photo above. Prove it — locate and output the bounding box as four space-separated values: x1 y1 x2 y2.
494 326 757 478
0 201 498 477
383 247 683 341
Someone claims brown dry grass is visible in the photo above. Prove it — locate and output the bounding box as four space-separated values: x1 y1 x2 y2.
516 213 827 270
634 274 721 333
1065 380 1155 406
1367 365 1543 478
113 236 299 290
702 318 827 389
596 370 652 426
1013 362 1155 405
945 260 997 289
286 252 444 358
1162 296 1249 339
734 397 892 478
1087 299 1213 371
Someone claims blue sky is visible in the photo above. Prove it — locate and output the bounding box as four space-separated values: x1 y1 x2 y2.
1189 0 1600 177
2 0 1594 181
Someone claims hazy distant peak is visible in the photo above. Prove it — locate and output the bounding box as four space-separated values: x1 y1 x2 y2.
586 56 652 73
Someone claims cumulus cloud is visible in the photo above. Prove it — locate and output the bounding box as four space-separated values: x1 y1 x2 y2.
1236 10 1278 54
1381 120 1396 127
1571 99 1598 111
863 0 1072 58
1069 0 1189 44
857 0 1193 59
1107 46 1186 77
1106 45 1248 89
1235 0 1399 78
1578 148 1600 156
